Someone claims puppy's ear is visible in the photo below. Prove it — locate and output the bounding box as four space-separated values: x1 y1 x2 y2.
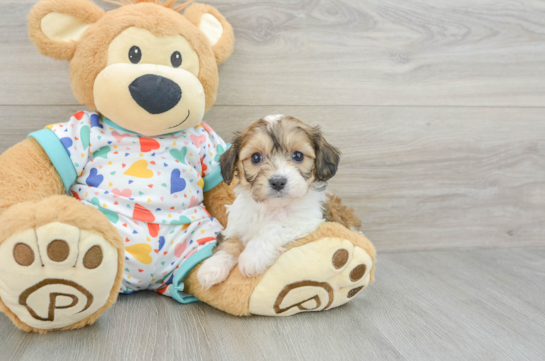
220 132 242 185
28 0 104 61
311 127 340 182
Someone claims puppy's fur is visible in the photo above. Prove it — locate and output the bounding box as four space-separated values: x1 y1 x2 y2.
198 115 341 289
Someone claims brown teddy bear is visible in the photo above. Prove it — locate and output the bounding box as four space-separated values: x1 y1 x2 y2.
0 0 376 333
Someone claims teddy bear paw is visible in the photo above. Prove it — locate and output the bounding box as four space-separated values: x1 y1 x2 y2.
248 237 373 316
0 222 119 331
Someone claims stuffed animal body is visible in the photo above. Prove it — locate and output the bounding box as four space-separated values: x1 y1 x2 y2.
0 0 377 334
32 111 227 297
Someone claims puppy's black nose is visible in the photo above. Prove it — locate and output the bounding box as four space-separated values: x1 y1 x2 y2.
129 74 181 114
269 176 287 191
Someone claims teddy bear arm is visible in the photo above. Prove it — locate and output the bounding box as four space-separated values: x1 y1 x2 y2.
0 138 64 214
202 180 237 228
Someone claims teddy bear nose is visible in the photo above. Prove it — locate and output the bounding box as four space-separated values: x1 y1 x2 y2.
129 74 182 114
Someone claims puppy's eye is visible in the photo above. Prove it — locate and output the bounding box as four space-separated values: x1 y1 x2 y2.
251 153 263 165
171 51 182 68
128 46 142 64
292 151 304 162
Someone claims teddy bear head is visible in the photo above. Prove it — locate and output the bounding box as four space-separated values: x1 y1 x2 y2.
28 0 234 136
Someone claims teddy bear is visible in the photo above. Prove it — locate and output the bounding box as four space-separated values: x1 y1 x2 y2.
0 0 377 333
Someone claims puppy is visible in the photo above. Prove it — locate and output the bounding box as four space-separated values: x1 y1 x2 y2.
197 114 341 289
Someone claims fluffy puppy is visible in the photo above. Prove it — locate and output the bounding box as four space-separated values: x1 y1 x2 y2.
198 114 341 289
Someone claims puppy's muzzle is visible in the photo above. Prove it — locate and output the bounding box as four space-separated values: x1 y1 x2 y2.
129 74 182 114
269 176 287 191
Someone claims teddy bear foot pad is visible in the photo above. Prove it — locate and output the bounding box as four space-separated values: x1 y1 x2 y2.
0 222 119 331
249 237 373 316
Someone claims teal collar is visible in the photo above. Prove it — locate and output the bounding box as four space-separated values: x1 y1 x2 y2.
101 117 192 137
101 117 135 134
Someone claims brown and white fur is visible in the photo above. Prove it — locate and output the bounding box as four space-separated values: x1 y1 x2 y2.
198 115 341 289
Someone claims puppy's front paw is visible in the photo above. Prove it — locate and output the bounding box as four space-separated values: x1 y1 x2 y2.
238 247 282 278
197 253 236 290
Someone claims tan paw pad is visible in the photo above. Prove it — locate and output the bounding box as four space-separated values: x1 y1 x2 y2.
249 237 373 316
0 223 118 330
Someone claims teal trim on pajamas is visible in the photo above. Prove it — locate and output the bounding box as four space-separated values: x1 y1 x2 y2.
203 143 231 192
171 241 217 304
102 117 187 137
101 117 133 134
28 128 77 192
203 166 223 192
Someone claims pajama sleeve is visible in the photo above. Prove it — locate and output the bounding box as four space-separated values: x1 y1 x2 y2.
197 121 229 192
28 111 94 191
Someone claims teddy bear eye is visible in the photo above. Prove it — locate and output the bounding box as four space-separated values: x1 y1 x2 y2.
128 46 142 64
171 51 182 68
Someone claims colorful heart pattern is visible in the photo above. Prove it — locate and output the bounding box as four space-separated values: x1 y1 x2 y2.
170 215 192 225
169 147 188 164
47 111 228 236
170 169 186 194
120 212 222 294
148 223 160 238
124 160 154 178
112 131 130 143
112 188 132 198
90 113 103 128
90 197 119 223
60 137 73 155
86 168 104 187
174 241 187 258
140 138 161 152
80 126 91 150
125 244 153 265
215 144 226 162
133 203 155 223
93 146 111 159
190 134 206 148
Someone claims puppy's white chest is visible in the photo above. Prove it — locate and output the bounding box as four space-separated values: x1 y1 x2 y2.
223 189 325 245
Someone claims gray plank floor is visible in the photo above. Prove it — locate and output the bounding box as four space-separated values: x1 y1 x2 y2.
1 0 544 360
2 248 545 361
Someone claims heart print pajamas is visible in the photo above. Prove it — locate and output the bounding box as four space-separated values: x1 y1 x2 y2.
29 111 227 302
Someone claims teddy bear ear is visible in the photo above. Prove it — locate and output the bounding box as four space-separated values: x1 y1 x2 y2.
184 3 235 64
28 0 105 61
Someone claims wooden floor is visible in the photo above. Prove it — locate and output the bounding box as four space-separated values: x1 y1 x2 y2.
1 0 544 360
2 248 544 361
